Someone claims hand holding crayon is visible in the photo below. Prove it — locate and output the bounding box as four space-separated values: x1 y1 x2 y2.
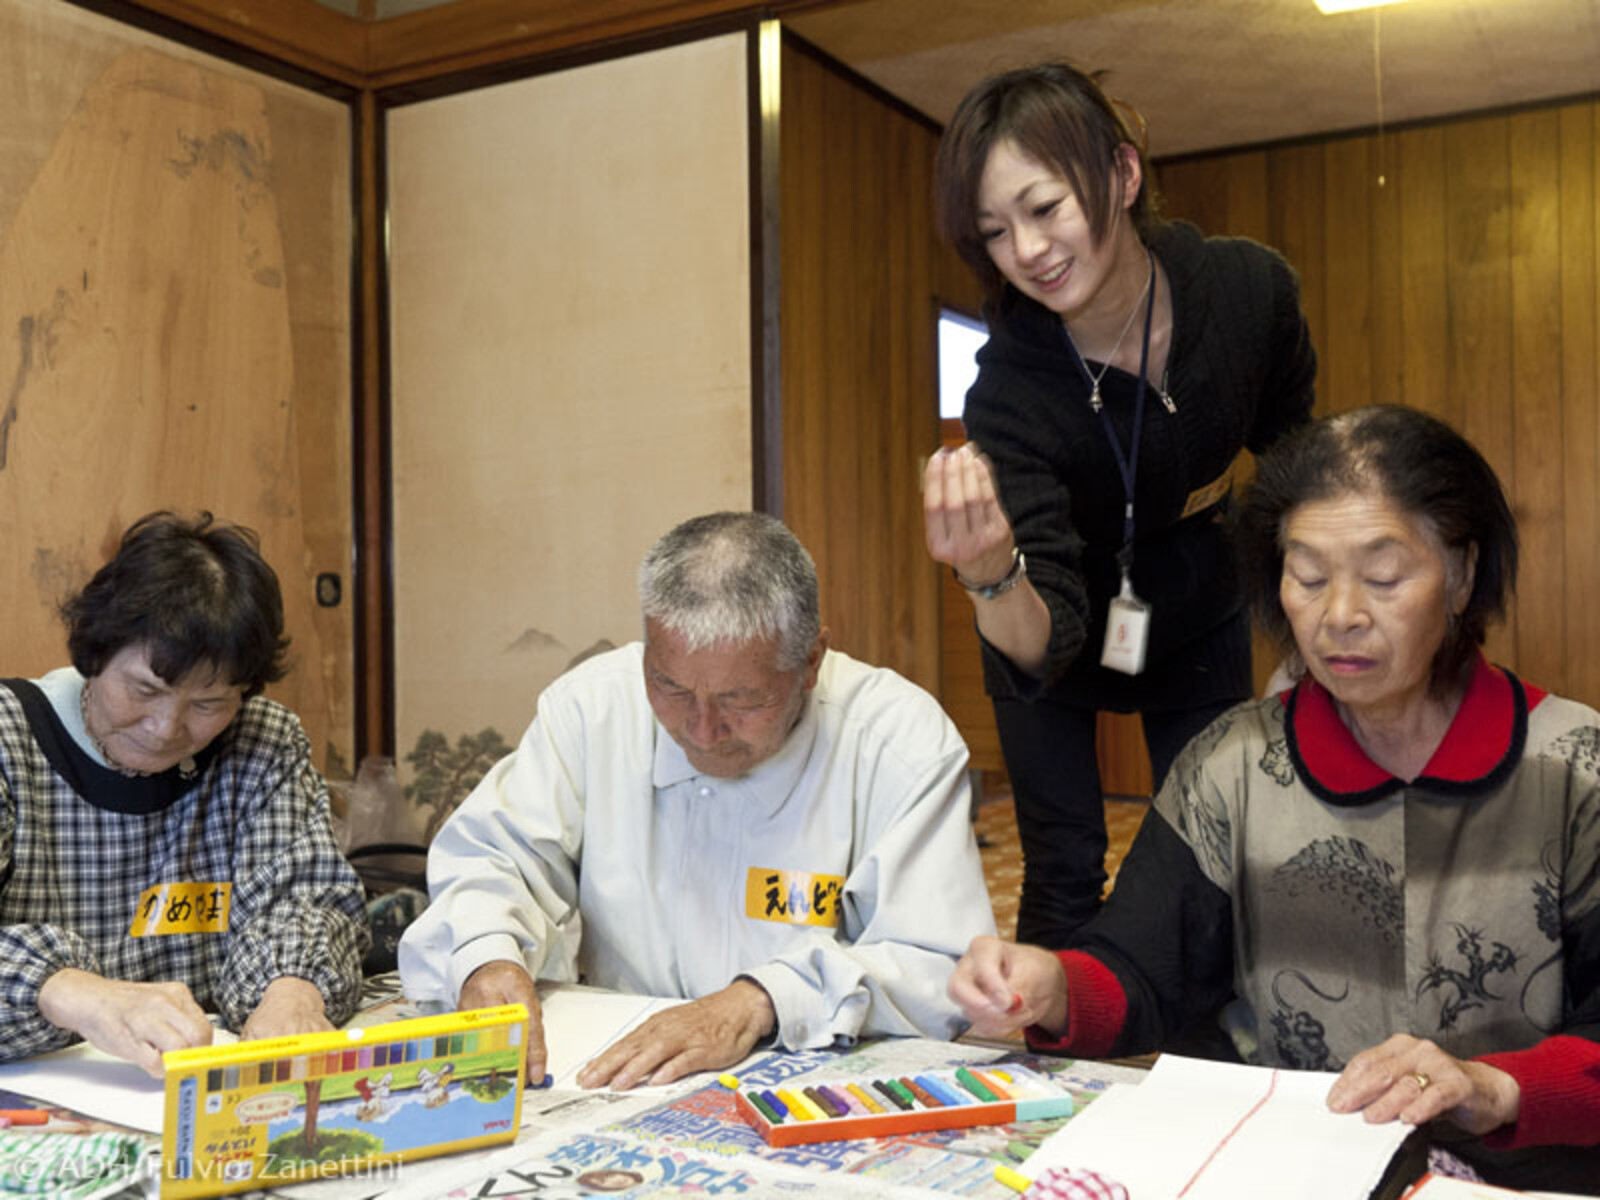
946 936 1070 1039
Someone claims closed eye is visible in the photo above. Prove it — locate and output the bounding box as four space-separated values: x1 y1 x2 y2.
1032 200 1060 218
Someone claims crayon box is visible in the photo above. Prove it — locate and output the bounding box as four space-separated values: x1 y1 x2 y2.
160 1003 528 1198
733 1062 1073 1147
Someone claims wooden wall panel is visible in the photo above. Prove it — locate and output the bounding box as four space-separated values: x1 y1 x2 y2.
387 34 751 790
123 0 366 83
937 420 1002 774
1322 137 1374 413
366 0 824 88
1445 118 1518 668
1560 105 1600 708
1158 95 1600 711
779 40 942 695
1508 109 1566 690
0 0 354 769
1396 126 1450 420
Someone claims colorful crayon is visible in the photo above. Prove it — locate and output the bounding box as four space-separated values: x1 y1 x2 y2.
733 1064 1074 1148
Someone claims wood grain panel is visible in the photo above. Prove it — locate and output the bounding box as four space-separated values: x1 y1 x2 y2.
1154 157 1231 242
1507 108 1566 690
1096 712 1151 800
938 420 1001 773
1444 117 1517 668
1368 147 1404 411
123 0 366 83
1396 126 1450 422
1158 95 1600 711
367 0 827 89
1222 151 1270 245
0 0 354 768
1559 104 1600 707
1322 136 1373 413
779 39 941 694
1266 144 1327 395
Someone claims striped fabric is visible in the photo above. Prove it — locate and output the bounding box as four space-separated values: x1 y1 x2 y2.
0 1131 150 1198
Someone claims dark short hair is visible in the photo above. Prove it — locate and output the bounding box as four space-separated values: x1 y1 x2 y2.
1233 406 1518 692
63 511 290 697
934 61 1160 306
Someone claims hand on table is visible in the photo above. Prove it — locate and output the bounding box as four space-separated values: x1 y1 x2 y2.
923 444 1017 586
36 968 212 1078
577 978 774 1091
240 976 333 1042
947 935 1068 1039
1325 1033 1520 1135
459 960 546 1084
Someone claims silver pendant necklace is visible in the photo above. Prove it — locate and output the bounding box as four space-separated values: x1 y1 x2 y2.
1064 251 1177 414
1064 255 1151 413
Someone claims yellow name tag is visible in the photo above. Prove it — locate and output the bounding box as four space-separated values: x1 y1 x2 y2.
130 882 232 937
1180 467 1234 519
744 868 845 928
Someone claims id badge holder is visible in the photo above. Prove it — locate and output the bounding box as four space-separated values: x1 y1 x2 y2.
1100 570 1151 676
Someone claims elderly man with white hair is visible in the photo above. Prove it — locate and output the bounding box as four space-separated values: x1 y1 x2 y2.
398 512 993 1089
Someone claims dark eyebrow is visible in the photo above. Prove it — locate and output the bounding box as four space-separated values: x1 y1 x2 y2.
977 180 1052 221
1284 535 1408 558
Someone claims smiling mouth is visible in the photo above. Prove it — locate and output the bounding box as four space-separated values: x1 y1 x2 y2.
1033 262 1070 289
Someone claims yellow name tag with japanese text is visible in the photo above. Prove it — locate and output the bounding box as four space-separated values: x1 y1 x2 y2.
1180 467 1234 519
744 868 845 928
129 882 232 937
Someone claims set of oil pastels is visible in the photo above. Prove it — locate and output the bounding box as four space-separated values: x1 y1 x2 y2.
732 1062 1073 1147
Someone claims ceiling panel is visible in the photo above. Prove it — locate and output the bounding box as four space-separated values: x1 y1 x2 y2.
787 0 1600 157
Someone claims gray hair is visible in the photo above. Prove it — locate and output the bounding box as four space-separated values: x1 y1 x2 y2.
638 512 821 670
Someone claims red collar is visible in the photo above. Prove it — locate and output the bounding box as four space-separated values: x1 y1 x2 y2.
1282 655 1545 805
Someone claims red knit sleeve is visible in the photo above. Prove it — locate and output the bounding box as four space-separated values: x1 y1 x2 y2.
1024 950 1129 1059
1475 1035 1600 1149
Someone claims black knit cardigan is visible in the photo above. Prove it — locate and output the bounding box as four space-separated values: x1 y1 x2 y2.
962 220 1317 713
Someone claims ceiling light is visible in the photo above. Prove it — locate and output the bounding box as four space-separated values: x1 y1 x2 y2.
1314 0 1411 13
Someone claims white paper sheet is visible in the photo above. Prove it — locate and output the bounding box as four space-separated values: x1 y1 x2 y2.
0 986 745 1138
1404 1175 1596 1200
1023 1053 1412 1200
537 986 689 1091
0 1027 237 1135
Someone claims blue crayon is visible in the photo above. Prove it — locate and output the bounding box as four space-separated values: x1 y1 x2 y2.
761 1089 789 1118
917 1074 966 1107
746 1091 784 1123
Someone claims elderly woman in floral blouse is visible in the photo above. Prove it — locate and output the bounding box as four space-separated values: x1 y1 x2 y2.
952 406 1600 1192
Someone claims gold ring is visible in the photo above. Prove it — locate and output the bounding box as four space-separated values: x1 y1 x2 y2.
1409 1071 1431 1092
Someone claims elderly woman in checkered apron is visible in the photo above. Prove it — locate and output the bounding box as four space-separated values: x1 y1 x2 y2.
0 512 367 1075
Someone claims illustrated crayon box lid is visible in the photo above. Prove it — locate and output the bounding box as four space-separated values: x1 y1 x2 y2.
160 1004 529 1200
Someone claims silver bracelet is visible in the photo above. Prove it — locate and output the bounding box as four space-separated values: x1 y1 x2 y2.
954 548 1026 600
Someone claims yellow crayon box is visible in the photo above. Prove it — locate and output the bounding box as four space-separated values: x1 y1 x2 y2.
160 1004 528 1199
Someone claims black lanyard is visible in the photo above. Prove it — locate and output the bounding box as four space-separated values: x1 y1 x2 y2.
1066 248 1156 574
